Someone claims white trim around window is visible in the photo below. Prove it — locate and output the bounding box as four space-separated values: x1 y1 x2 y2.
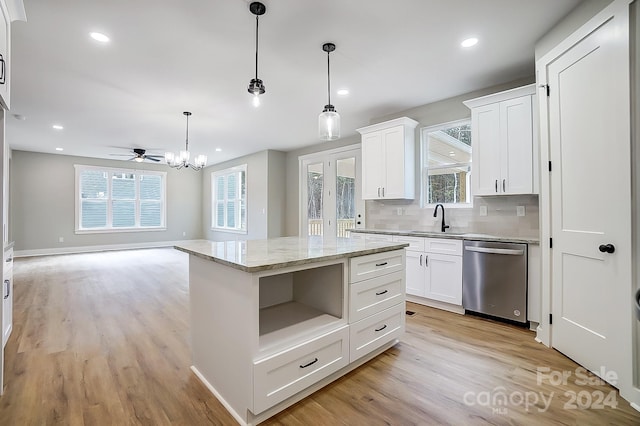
211 164 247 233
74 165 167 234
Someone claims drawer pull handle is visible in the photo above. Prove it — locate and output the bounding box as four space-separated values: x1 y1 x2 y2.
375 324 387 332
3 279 9 299
375 290 388 296
299 358 319 369
375 262 388 267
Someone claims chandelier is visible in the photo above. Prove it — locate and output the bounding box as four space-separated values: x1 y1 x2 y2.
165 111 207 171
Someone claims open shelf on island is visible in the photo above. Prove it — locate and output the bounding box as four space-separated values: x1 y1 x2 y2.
259 301 342 354
257 262 344 355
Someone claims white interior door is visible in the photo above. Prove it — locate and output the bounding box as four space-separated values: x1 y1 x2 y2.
300 146 364 237
547 9 631 386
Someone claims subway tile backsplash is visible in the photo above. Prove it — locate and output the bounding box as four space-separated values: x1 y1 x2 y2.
365 195 539 238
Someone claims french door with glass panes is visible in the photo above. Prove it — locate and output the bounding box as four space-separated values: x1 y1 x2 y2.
300 145 364 238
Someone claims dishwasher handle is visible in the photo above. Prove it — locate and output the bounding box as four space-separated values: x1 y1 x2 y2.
464 246 525 256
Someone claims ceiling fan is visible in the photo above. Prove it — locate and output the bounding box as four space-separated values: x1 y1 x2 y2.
110 148 164 163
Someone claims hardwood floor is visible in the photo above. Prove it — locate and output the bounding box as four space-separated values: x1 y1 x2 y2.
0 248 638 425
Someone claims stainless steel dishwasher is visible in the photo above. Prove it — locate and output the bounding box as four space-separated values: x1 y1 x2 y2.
462 240 527 324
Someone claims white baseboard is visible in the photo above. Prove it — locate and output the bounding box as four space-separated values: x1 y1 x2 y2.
13 240 191 258
190 366 247 426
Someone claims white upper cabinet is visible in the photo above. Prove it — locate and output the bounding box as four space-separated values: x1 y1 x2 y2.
0 1 10 110
358 117 418 200
0 0 26 110
464 84 536 196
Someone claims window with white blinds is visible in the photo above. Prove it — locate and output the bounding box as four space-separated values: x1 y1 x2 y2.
211 164 247 233
75 165 166 233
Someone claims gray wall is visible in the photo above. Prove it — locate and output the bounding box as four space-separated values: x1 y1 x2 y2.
10 150 202 251
283 77 536 237
202 149 286 241
535 0 614 60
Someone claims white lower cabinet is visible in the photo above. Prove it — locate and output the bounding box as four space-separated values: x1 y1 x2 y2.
348 251 405 363
393 236 463 308
2 246 12 347
349 303 404 362
253 326 349 414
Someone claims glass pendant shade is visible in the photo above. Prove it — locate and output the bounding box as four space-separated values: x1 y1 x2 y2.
319 106 340 141
319 42 340 141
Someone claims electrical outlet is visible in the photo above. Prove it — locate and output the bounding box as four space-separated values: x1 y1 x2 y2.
58 237 64 243
517 206 525 217
396 208 403 216
479 206 488 217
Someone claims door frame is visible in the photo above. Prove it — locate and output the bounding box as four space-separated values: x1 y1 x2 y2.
298 144 363 237
536 0 638 407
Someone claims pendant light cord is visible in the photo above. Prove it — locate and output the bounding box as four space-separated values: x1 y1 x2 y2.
185 113 189 152
255 15 259 79
327 50 331 106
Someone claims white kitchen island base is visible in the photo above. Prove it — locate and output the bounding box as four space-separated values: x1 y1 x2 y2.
176 237 407 425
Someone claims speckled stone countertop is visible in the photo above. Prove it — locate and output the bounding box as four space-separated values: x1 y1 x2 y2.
174 237 409 273
349 229 539 245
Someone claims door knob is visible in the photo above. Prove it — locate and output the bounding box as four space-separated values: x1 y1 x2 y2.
598 244 615 254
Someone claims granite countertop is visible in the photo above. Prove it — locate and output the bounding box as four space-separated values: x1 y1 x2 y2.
174 236 409 273
349 229 539 245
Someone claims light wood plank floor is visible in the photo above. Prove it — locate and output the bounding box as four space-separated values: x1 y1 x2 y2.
1 248 639 425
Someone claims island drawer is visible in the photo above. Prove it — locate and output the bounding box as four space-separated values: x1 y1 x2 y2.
253 325 349 414
349 271 404 323
349 303 404 363
350 250 404 283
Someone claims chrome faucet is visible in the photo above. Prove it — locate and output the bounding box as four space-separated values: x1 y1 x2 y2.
433 204 450 233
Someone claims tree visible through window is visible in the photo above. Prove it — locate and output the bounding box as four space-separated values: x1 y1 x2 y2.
421 120 472 206
76 165 166 232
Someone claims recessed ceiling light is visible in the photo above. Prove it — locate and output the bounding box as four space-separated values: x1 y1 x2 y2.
337 89 349 96
215 148 222 152
52 124 64 130
90 32 110 43
461 37 478 48
55 147 64 151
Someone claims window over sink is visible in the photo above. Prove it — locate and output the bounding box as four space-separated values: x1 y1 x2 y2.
420 119 472 207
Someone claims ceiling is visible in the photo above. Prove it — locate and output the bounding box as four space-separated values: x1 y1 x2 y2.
7 0 582 166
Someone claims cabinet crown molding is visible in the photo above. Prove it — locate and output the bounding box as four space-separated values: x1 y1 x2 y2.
356 117 418 135
463 84 536 109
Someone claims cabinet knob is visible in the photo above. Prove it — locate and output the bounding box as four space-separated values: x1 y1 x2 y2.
598 244 615 254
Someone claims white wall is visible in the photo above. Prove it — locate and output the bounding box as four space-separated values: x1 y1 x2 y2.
202 149 286 241
10 150 202 252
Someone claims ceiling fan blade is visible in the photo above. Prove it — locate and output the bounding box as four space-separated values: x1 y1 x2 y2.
146 155 164 159
109 153 134 157
146 156 161 162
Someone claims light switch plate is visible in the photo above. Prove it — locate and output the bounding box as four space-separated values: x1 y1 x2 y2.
479 206 488 216
517 206 525 217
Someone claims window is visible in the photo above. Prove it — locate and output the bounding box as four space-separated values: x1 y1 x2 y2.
75 165 166 233
212 164 247 233
421 119 472 207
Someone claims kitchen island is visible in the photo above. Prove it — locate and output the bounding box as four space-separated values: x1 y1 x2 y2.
175 237 408 426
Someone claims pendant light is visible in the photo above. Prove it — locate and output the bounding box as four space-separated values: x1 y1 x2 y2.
319 42 340 141
247 2 266 107
165 112 207 171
